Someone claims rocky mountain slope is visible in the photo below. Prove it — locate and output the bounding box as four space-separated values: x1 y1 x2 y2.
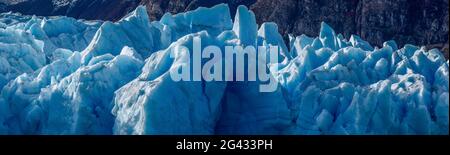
1 0 140 21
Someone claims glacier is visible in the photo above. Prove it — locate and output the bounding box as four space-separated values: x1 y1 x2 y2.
0 4 448 135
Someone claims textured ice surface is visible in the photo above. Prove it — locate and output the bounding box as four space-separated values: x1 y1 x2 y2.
0 12 101 90
0 4 448 135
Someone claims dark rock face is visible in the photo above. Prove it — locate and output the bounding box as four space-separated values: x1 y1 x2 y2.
4 0 141 21
357 0 449 48
0 3 6 12
250 0 449 55
250 0 360 46
65 0 140 21
139 0 256 21
1 0 448 56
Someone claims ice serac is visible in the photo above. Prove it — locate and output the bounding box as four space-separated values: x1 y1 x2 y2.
0 52 80 134
232 5 257 46
350 34 374 51
111 4 234 134
37 53 142 134
0 12 100 91
81 6 155 64
258 22 291 64
214 6 291 135
0 4 235 135
275 21 449 135
1 13 101 58
1 51 143 134
112 4 292 135
319 22 338 51
0 8 143 134
113 32 227 135
35 16 101 55
111 5 225 134
0 30 45 89
0 16 45 90
160 3 232 37
81 4 233 65
0 4 448 135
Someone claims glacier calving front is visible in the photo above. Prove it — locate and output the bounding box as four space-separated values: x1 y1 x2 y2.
0 4 448 134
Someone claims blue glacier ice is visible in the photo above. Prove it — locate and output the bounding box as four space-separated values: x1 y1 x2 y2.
0 12 101 91
0 4 448 135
